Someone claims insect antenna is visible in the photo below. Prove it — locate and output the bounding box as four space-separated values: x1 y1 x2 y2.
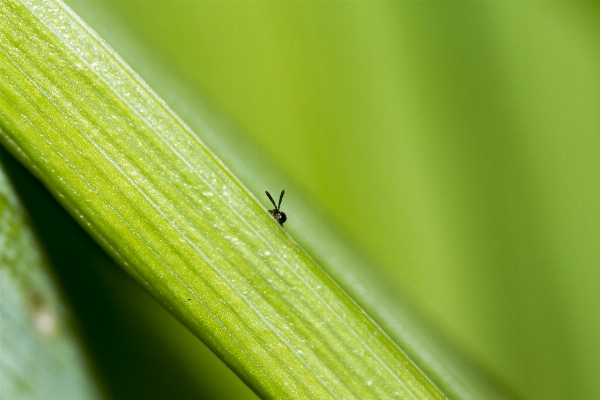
265 191 278 209
278 190 285 209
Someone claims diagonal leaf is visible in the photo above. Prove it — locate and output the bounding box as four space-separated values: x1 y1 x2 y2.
0 1 445 398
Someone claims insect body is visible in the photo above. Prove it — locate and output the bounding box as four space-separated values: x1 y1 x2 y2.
265 190 287 225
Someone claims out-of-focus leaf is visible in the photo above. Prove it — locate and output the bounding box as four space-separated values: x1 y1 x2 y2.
0 159 103 400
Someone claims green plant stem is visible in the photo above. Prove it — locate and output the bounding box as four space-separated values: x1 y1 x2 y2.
0 0 445 398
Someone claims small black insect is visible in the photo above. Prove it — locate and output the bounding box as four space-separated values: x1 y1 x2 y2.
265 190 287 225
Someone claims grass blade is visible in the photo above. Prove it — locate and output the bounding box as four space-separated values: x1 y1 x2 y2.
0 1 445 398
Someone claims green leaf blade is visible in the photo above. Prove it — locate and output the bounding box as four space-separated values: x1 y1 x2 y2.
0 0 445 398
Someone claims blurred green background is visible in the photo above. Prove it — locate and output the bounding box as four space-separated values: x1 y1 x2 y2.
15 1 600 399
